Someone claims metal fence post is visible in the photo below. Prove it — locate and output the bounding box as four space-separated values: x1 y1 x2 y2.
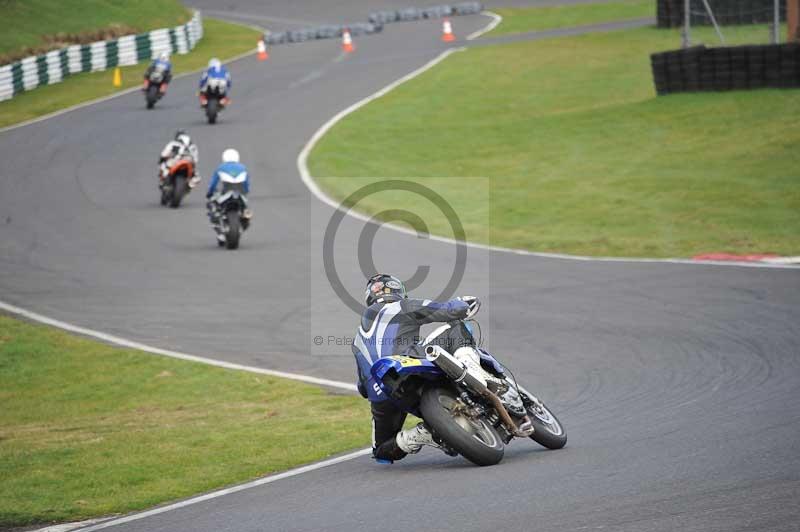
682 0 691 48
773 0 781 43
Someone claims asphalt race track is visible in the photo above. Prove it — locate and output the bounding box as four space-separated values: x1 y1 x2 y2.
1 1 799 531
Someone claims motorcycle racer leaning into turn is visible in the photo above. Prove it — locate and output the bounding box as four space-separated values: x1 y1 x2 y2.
206 148 252 243
352 274 481 463
158 129 200 189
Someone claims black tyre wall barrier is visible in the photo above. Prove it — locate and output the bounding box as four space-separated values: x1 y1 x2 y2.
657 0 786 28
651 43 800 94
368 2 483 24
264 23 383 46
263 2 483 46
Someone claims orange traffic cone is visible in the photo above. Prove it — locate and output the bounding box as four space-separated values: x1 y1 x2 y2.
257 39 269 61
441 18 456 42
342 29 355 53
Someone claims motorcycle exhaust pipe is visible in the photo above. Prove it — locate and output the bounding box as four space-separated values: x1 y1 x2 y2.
425 345 488 394
425 345 532 437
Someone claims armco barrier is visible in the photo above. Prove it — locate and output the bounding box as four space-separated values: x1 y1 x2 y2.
657 0 786 28
651 43 800 94
0 11 203 102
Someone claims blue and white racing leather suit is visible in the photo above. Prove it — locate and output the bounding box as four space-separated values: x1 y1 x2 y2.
145 58 172 83
353 297 469 402
206 161 249 199
199 65 232 93
353 297 469 460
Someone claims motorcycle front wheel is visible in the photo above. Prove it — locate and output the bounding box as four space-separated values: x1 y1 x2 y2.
206 98 218 124
146 85 158 109
525 397 567 450
420 386 504 466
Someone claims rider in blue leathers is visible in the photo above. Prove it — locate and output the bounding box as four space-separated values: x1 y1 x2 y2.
353 274 481 463
198 58 231 95
144 52 173 84
206 148 251 244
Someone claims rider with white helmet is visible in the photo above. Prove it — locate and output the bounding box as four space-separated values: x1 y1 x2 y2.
144 50 173 85
199 57 232 95
158 129 200 188
206 148 251 244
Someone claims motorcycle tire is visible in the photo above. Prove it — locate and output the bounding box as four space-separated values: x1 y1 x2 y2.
146 85 158 109
160 188 169 206
420 386 504 466
206 98 218 124
225 211 241 249
169 176 186 209
526 398 567 450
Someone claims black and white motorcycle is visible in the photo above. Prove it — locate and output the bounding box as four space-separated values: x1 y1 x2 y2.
143 65 169 109
199 77 229 125
208 177 251 249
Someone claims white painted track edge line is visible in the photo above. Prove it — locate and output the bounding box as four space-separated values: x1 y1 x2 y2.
467 11 503 40
0 300 357 391
296 45 467 235
40 448 372 532
295 17 798 270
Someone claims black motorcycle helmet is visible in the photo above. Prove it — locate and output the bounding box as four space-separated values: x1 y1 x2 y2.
365 273 407 306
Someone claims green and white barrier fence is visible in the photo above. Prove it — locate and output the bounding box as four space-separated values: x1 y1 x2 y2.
0 11 203 102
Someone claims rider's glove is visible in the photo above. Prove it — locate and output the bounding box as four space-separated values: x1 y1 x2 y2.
457 296 481 318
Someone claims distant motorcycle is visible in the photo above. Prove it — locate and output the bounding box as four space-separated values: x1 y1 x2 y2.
210 189 251 249
199 78 229 124
143 65 169 109
160 158 196 208
369 315 566 466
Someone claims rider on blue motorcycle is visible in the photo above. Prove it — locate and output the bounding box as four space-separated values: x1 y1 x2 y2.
352 273 481 463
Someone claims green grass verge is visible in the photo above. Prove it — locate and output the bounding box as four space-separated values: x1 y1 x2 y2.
0 18 261 129
0 0 190 60
489 0 653 36
0 315 370 528
308 24 800 258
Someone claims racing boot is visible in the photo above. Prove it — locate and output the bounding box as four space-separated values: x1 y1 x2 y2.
396 423 439 454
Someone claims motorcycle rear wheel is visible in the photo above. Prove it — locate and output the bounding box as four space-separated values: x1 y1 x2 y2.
169 176 187 208
420 386 504 466
225 211 240 249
